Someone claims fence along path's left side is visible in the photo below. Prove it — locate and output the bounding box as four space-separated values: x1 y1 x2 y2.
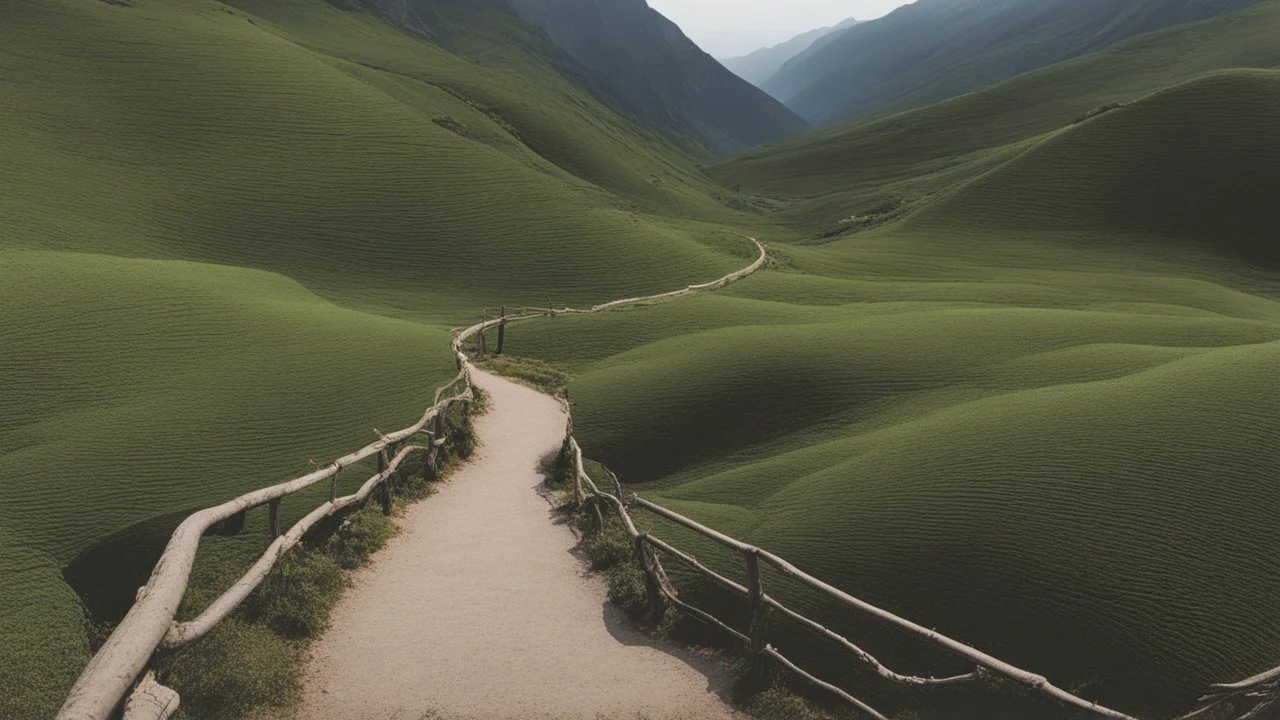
58 238 765 720
291 367 742 719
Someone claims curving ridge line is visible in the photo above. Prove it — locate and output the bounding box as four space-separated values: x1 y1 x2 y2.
56 237 768 720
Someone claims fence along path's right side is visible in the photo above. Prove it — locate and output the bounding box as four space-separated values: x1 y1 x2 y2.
292 367 742 719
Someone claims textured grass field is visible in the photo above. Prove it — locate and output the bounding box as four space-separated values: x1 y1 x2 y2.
505 71 1280 716
0 0 752 715
709 0 1280 239
3 0 1278 717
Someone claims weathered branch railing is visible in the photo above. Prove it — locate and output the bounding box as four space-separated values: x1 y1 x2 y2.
61 231 1275 720
57 238 767 720
59 382 472 720
561 436 1140 720
1177 666 1280 720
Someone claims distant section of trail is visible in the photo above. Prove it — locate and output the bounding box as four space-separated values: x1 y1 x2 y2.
292 368 742 719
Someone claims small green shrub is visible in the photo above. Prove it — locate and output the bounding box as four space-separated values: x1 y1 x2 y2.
239 546 344 640
1072 101 1125 124
605 562 650 616
431 115 471 137
323 508 393 570
580 513 633 571
741 682 846 720
167 619 298 720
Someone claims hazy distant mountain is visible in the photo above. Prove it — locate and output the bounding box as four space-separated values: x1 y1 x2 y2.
765 0 1263 126
506 0 810 156
720 17 860 89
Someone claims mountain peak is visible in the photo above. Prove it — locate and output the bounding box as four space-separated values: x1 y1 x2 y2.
506 0 809 156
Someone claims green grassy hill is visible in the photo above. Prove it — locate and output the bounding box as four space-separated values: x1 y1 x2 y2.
709 0 1280 239
503 71 1280 716
0 0 757 715
4 0 1279 717
910 70 1280 268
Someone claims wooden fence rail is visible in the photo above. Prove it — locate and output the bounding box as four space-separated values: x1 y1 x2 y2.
57 239 766 720
58 234 1274 720
561 437 1143 720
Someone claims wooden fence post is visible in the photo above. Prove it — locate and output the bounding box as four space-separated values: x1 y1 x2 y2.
379 448 392 516
434 412 447 462
330 469 339 504
636 534 662 617
268 498 281 539
424 447 437 482
496 305 506 355
479 311 488 357
745 548 766 659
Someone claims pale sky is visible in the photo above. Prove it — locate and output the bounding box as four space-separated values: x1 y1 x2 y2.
647 0 912 58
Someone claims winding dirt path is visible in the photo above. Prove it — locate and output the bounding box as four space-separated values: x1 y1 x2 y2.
292 368 742 720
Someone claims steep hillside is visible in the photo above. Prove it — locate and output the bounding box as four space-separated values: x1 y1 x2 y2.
505 0 810 156
766 0 1261 126
720 17 859 89
912 70 1280 268
710 0 1280 236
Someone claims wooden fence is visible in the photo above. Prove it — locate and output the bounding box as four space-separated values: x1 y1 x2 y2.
560 434 1280 720
56 240 766 720
561 433 1139 720
55 235 1276 720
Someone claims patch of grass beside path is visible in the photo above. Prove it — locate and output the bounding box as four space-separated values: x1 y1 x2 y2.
476 354 571 397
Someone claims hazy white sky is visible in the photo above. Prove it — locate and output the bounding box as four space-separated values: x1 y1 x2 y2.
647 0 912 58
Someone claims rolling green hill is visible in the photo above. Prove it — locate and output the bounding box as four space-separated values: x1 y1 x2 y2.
4 0 1279 717
504 70 1280 716
0 0 759 715
710 0 1280 239
765 0 1261 126
911 70 1280 268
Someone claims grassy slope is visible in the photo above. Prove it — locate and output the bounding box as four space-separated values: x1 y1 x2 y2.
0 0 757 714
709 0 1280 237
504 72 1280 715
5 0 1278 716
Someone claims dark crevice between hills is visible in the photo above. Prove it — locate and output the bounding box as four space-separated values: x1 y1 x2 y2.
63 510 194 652
63 504 362 657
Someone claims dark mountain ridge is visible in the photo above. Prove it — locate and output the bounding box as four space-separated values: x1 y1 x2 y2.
347 0 808 157
767 0 1263 126
502 0 810 157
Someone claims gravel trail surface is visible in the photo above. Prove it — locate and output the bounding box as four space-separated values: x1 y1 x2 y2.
294 368 740 720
